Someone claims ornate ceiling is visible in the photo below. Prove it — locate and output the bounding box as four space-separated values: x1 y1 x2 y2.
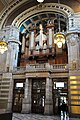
0 0 80 33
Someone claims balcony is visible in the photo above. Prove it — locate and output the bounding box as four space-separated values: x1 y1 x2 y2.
13 63 68 73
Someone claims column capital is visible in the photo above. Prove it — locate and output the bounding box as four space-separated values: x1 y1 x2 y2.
66 32 79 46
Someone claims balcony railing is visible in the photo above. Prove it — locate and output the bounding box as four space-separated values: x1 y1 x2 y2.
13 63 68 73
51 64 67 70
13 66 26 72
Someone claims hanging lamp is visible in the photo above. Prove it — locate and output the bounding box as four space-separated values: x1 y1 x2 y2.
54 0 65 48
54 32 65 48
0 40 8 54
37 0 44 3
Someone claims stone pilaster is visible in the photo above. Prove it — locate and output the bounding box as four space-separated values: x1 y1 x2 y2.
66 33 79 70
66 32 80 117
22 78 31 113
5 49 10 72
44 77 53 115
6 73 13 112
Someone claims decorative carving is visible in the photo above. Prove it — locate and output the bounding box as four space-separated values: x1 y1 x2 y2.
12 3 73 32
66 33 79 46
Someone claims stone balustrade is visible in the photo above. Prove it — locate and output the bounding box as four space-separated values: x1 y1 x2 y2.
13 63 68 73
51 64 68 70
13 66 26 72
26 63 46 71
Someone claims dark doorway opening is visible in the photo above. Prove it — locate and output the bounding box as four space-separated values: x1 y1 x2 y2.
53 78 68 115
12 80 25 113
31 78 45 114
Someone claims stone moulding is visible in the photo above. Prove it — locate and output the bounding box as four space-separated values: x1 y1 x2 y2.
12 3 74 30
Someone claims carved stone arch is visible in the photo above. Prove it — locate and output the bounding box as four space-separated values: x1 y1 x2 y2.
11 3 74 32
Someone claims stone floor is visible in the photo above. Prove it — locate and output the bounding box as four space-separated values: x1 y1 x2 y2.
12 113 80 120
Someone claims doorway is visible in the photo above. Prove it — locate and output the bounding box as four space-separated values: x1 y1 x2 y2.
12 80 25 112
53 78 68 115
32 78 45 114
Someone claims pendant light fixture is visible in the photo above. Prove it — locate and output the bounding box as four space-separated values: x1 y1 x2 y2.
37 0 44 3
54 0 65 48
0 39 8 54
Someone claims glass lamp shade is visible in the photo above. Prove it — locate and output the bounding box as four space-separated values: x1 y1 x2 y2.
57 41 62 48
0 41 8 54
37 0 44 2
54 33 65 48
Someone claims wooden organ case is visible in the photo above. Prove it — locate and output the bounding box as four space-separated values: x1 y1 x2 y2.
19 20 68 66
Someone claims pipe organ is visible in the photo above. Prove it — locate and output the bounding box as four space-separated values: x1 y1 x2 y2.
20 20 67 65
28 21 55 57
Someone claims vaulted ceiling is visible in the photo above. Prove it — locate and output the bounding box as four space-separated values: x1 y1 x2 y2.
0 0 80 33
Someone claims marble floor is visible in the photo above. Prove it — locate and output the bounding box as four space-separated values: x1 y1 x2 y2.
12 113 80 120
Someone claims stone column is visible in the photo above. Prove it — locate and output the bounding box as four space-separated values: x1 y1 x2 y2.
9 44 14 71
66 33 79 70
44 77 53 115
5 48 10 72
22 78 31 113
6 25 20 71
66 33 80 116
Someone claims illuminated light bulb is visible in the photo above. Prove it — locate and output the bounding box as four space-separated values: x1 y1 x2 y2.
57 41 62 48
54 33 65 48
0 41 8 54
37 0 44 2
